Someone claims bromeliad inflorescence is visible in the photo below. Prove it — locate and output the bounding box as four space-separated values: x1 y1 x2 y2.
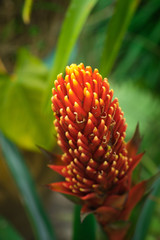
49 63 146 240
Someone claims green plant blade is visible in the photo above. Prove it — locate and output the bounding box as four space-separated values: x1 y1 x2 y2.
100 0 139 77
0 49 54 150
44 0 98 114
0 132 56 240
72 205 96 240
112 81 160 169
0 216 23 240
132 177 160 240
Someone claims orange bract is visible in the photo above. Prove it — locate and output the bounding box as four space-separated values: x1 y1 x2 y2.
49 63 145 240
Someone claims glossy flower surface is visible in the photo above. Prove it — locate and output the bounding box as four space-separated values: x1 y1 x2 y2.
50 64 146 240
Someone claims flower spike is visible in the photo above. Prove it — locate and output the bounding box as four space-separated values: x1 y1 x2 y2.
48 64 147 240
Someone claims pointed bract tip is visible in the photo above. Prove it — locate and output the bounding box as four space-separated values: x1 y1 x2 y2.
80 206 93 222
126 123 143 157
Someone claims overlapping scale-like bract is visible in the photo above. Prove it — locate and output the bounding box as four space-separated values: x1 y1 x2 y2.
49 63 146 240
50 63 140 199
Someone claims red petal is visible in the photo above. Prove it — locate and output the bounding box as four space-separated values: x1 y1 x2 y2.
120 180 146 220
95 206 118 224
48 164 67 177
126 124 142 157
80 193 96 201
104 225 129 240
48 182 77 196
127 152 144 174
104 193 128 210
80 203 98 222
38 146 62 164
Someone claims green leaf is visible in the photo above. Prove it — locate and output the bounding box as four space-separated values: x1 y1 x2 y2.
112 81 160 175
72 205 96 240
44 0 98 115
111 82 160 139
113 14 160 83
0 216 23 240
0 133 56 240
15 48 48 86
0 49 54 150
112 38 144 79
130 0 160 30
132 177 160 240
22 0 33 24
145 172 160 193
100 0 140 76
96 223 108 240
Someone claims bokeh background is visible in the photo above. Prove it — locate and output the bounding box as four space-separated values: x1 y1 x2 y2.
0 0 160 239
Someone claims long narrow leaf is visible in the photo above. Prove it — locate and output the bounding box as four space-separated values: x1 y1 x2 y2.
0 132 56 240
72 205 96 240
44 0 98 114
0 216 23 240
100 0 140 76
132 177 160 240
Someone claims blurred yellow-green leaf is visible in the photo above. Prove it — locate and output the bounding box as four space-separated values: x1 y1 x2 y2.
22 0 33 24
0 49 55 150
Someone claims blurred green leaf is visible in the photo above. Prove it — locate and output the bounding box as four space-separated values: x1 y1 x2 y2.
0 133 56 240
112 0 160 92
0 49 54 150
113 21 160 85
72 205 96 240
96 224 108 240
130 0 160 31
0 216 23 240
112 38 143 79
112 81 160 173
100 0 139 76
44 0 98 114
22 0 33 24
132 177 160 240
112 82 160 138
147 205 160 240
15 48 48 86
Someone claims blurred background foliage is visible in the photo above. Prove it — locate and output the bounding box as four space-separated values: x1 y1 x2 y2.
0 0 160 239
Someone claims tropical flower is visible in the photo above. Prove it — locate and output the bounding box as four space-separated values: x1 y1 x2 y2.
49 63 147 240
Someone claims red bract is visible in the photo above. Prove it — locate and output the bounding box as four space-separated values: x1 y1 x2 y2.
49 63 146 240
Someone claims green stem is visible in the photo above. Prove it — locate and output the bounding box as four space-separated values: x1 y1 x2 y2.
72 205 96 240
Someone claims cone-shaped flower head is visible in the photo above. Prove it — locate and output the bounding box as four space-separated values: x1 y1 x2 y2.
50 63 145 240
